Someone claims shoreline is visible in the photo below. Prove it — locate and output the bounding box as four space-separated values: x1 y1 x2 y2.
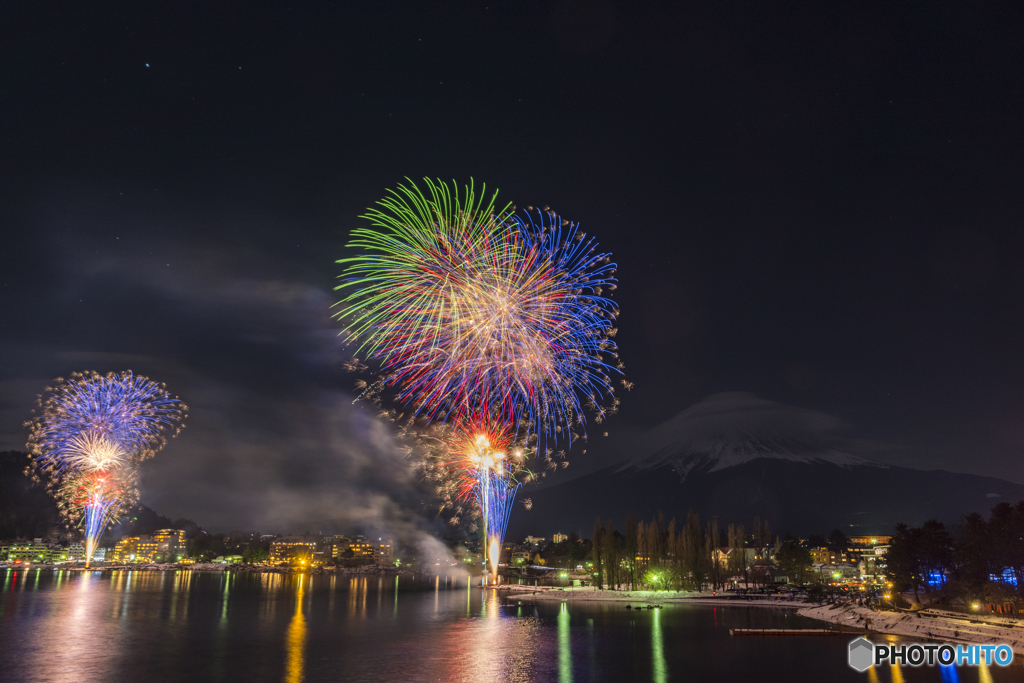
500 585 1024 653
796 603 1024 654
498 585 804 607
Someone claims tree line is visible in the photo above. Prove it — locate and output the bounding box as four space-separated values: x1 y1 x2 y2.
887 500 1024 606
589 511 778 591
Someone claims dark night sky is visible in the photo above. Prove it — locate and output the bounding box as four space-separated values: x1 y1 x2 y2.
2 2 1024 532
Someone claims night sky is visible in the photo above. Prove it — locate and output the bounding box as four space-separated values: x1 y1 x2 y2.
2 2 1024 533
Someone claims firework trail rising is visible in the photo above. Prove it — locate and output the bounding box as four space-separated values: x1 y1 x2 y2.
27 371 186 563
59 468 138 559
445 417 528 580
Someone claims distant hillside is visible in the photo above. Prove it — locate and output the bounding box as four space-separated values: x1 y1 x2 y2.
0 450 59 539
510 458 1024 538
508 392 1024 538
0 450 185 541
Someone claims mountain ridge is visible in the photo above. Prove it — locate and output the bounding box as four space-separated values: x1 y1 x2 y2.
511 457 1024 538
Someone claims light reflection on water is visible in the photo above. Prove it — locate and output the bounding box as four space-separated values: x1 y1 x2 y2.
1 568 1023 683
559 602 573 683
285 574 305 683
651 607 667 683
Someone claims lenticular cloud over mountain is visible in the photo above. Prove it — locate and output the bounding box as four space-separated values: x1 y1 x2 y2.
630 392 887 481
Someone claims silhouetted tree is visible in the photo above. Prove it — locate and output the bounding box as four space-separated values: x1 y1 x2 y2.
591 518 604 589
774 540 812 585
625 513 638 590
827 529 849 553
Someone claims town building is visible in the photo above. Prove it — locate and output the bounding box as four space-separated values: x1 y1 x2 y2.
849 535 892 546
713 547 763 568
67 543 86 562
859 544 888 577
524 536 546 547
153 529 187 562
109 532 187 563
5 541 53 563
331 536 393 564
270 538 319 565
552 533 568 544
111 536 152 563
511 551 531 566
135 540 159 563
815 563 860 582
110 537 137 563
810 547 852 565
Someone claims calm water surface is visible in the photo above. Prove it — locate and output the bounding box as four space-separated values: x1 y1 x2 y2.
0 569 1019 682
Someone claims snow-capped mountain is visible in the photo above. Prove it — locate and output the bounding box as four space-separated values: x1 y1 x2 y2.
507 393 1024 538
629 392 886 481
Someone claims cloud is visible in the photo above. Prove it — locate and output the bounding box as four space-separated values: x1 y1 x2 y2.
0 202 452 551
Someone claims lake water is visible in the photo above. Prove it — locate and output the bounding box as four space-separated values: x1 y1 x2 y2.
0 569 1019 682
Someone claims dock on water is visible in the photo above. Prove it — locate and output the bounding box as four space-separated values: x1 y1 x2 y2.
729 629 848 636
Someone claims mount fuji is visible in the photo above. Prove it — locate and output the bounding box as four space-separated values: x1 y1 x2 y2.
508 393 1024 538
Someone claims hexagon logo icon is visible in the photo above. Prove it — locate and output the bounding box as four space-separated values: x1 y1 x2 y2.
848 637 874 672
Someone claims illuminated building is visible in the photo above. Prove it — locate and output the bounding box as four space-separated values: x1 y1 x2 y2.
859 545 888 576
46 548 68 563
153 529 187 561
111 537 135 562
330 536 393 564
135 540 159 563
524 536 546 547
552 533 568 544
849 535 892 546
111 536 156 563
5 541 53 563
815 563 859 582
270 538 319 565
109 531 187 563
111 536 141 563
67 543 86 562
810 547 850 564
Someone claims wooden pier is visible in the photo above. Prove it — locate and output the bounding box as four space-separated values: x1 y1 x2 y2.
729 628 846 636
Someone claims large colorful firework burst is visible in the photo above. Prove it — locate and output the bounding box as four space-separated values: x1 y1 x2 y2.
336 179 625 579
335 179 623 444
26 371 186 563
28 371 187 475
